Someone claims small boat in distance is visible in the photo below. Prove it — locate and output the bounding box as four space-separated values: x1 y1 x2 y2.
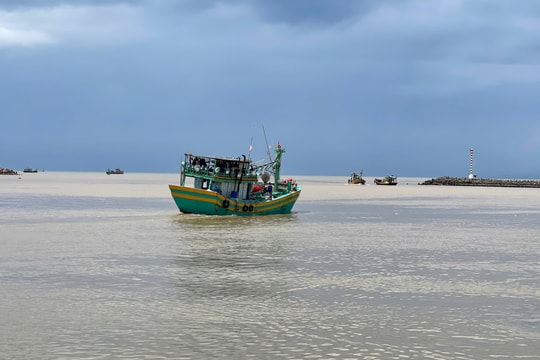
106 168 124 175
1 167 18 175
348 170 365 185
23 168 38 173
169 142 301 216
374 175 398 185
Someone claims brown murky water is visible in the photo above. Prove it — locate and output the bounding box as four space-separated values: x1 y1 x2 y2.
1 173 539 359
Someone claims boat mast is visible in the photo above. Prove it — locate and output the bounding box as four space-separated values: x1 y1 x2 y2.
273 143 284 189
262 125 274 162
236 154 247 192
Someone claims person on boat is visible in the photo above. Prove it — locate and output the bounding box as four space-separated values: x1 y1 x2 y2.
201 158 207 167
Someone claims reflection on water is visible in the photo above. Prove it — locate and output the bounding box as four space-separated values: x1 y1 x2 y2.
1 174 539 359
171 212 298 228
170 213 296 303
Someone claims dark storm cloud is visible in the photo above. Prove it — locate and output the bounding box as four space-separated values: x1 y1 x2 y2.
235 0 384 25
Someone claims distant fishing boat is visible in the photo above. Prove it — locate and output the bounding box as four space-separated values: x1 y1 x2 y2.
106 168 124 175
0 167 18 175
374 175 398 185
169 143 301 216
23 168 38 173
347 170 365 185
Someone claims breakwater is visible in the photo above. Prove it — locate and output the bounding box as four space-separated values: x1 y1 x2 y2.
420 176 540 188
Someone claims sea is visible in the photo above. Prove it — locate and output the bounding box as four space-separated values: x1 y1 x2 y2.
1 172 539 360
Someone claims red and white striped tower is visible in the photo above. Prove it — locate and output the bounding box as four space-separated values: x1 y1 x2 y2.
468 148 475 179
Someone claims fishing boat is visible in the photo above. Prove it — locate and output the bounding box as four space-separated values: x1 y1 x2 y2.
347 170 365 185
0 167 18 175
374 175 398 185
23 168 38 173
169 143 301 216
106 168 124 175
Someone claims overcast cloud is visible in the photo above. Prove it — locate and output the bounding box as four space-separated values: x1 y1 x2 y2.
1 0 539 177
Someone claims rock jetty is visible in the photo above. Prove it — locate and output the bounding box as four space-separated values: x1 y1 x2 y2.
420 176 540 188
1 167 18 175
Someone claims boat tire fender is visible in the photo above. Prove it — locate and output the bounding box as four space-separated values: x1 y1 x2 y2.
248 205 254 212
222 200 230 208
242 205 249 212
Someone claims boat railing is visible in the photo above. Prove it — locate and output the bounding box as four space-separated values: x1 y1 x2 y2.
183 164 257 180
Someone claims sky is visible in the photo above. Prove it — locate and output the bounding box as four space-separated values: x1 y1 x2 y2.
1 0 540 178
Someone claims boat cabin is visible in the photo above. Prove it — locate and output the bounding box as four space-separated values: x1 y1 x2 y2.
181 153 262 200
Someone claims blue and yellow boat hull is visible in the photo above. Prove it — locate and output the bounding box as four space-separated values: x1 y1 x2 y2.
169 184 301 216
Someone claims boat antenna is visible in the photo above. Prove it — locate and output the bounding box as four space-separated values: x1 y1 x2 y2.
248 136 253 161
262 125 273 162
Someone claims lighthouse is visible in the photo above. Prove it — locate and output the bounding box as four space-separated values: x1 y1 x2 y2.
468 148 476 179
